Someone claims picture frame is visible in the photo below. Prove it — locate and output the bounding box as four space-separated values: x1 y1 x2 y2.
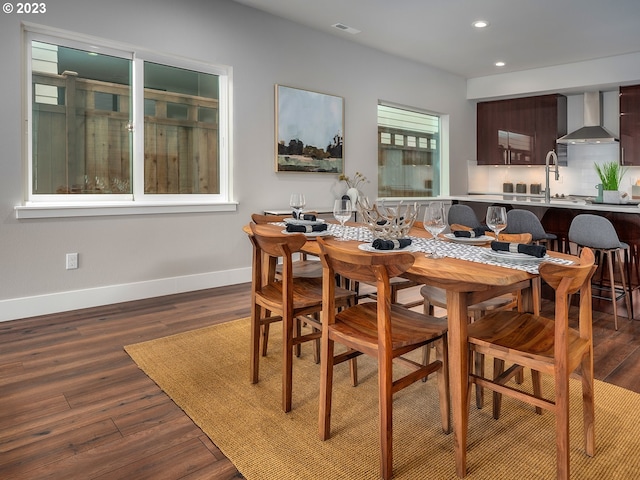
275 84 344 173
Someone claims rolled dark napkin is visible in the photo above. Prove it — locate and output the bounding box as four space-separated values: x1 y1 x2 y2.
453 227 488 238
292 211 317 221
371 238 412 250
490 241 546 258
286 223 327 233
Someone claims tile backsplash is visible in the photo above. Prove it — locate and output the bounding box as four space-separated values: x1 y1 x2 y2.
467 143 640 198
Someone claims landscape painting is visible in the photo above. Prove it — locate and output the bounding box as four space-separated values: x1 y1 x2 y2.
275 85 344 173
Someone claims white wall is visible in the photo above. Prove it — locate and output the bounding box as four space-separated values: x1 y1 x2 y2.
0 0 472 320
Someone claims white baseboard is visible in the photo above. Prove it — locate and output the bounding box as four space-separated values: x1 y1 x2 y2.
0 267 252 323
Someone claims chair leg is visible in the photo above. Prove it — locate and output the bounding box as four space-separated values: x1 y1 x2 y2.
555 370 571 480
261 322 270 356
250 304 262 384
474 351 485 408
349 358 358 386
378 351 394 480
436 336 451 434
605 253 619 330
282 313 294 413
492 358 505 420
581 350 596 457
531 369 543 415
319 336 335 440
294 317 302 357
624 248 635 320
617 249 633 322
422 344 432 382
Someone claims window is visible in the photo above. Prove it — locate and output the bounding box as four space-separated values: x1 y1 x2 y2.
23 25 230 215
377 103 440 198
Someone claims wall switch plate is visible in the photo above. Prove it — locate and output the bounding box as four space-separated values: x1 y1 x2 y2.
66 253 78 270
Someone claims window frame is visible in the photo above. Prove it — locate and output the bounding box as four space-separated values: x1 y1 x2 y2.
377 101 446 201
17 23 234 218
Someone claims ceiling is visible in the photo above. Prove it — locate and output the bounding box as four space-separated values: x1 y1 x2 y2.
232 0 640 79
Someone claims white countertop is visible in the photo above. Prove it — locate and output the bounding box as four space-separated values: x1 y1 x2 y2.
449 194 640 214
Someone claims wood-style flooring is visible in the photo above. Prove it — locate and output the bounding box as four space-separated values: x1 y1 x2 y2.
1 282 640 479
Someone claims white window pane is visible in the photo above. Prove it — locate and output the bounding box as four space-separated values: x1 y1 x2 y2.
378 104 440 198
31 41 132 195
143 62 220 194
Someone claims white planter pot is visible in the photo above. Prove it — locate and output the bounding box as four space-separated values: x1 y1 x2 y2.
346 187 360 208
602 190 621 204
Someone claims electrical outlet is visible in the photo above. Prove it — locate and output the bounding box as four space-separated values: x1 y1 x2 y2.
66 253 78 270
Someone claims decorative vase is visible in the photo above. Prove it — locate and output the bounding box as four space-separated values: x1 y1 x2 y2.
346 187 360 208
602 189 620 204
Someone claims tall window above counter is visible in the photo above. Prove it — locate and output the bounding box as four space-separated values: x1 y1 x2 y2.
477 94 567 165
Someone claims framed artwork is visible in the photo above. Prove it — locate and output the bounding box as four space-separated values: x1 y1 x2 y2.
275 84 344 173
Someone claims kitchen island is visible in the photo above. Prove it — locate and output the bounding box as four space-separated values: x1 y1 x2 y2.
447 195 640 250
448 195 640 310
449 194 640 214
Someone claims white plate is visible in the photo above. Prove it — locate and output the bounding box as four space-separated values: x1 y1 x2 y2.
281 229 332 238
444 233 493 245
358 243 420 253
482 249 548 263
284 217 325 226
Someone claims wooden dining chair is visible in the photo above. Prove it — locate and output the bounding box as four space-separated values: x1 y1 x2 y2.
421 231 536 408
251 213 323 279
247 223 356 412
316 236 450 480
466 247 597 480
251 213 325 359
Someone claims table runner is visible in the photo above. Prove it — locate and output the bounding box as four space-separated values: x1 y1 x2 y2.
277 223 574 274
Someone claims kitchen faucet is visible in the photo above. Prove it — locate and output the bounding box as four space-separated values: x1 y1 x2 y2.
543 149 559 203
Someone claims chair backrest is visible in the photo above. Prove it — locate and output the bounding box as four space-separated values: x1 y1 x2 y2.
251 213 288 224
316 237 415 321
247 223 307 301
448 204 483 229
497 232 533 244
504 209 549 240
252 212 319 225
539 247 596 344
568 214 623 249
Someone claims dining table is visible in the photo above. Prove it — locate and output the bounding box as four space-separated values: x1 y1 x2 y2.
245 219 579 477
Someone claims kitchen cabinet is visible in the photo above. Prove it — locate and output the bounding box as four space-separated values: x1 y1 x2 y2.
620 84 640 166
477 94 566 165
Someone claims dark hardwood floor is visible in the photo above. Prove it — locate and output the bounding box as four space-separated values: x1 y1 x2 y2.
1 281 640 479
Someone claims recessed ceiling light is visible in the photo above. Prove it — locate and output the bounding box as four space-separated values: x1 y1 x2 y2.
472 20 489 28
495 61 506 67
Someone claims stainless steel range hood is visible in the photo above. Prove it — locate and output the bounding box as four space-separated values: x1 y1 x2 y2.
556 91 618 144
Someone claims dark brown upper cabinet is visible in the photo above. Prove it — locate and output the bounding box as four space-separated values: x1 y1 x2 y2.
477 94 567 165
620 84 640 166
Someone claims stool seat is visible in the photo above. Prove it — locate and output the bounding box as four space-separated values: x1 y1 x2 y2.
568 214 633 329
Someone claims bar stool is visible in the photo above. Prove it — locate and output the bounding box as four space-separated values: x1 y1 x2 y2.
505 209 558 249
447 204 484 229
568 214 633 329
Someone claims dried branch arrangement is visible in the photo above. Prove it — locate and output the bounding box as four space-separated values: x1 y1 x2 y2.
358 198 418 240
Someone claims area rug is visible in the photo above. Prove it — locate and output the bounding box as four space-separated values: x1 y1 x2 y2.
125 318 640 479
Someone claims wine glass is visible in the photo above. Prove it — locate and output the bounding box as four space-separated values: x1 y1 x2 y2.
423 201 447 258
486 206 508 239
289 193 306 219
333 198 352 241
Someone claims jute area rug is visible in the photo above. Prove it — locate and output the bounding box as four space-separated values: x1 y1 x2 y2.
125 318 640 479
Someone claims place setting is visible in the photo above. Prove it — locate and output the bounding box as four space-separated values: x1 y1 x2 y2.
282 193 332 238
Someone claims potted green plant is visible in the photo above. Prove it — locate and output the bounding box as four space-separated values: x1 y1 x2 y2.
594 161 627 204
